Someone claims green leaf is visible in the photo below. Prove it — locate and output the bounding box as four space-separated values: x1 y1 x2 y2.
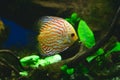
96 48 104 55
37 54 62 67
71 13 78 21
66 68 74 75
65 18 74 26
45 54 62 64
37 59 49 67
110 42 120 52
19 71 28 76
86 55 97 62
65 12 80 26
86 48 104 62
20 54 62 68
20 55 40 66
61 65 68 71
105 42 120 57
77 20 95 48
71 13 80 22
61 65 75 75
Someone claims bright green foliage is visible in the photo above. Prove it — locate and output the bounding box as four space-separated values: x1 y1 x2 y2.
78 20 95 48
37 59 49 67
86 55 97 63
109 42 120 52
65 12 80 26
20 54 62 68
96 48 104 55
36 54 62 67
86 48 104 62
66 68 74 75
61 65 74 75
53 54 62 61
45 54 62 64
105 42 120 57
20 55 40 67
86 42 120 63
71 13 80 22
19 71 28 76
44 57 53 64
38 54 62 67
61 65 68 71
66 13 95 48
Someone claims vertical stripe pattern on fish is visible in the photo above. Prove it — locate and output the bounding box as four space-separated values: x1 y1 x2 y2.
37 16 78 56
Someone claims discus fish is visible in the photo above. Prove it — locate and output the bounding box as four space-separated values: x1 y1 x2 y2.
37 16 78 56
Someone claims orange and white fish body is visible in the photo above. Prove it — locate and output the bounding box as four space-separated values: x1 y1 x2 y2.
37 16 78 56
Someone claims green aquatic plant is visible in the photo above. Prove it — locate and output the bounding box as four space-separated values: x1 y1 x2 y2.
61 65 68 71
19 71 28 76
20 55 40 67
66 12 95 48
77 19 95 48
65 12 80 26
86 42 120 63
1 9 119 79
66 68 74 75
61 65 74 75
65 12 120 79
105 42 120 57
20 54 62 68
86 48 104 62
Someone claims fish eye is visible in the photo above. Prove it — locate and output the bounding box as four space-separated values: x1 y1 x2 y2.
71 33 75 37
